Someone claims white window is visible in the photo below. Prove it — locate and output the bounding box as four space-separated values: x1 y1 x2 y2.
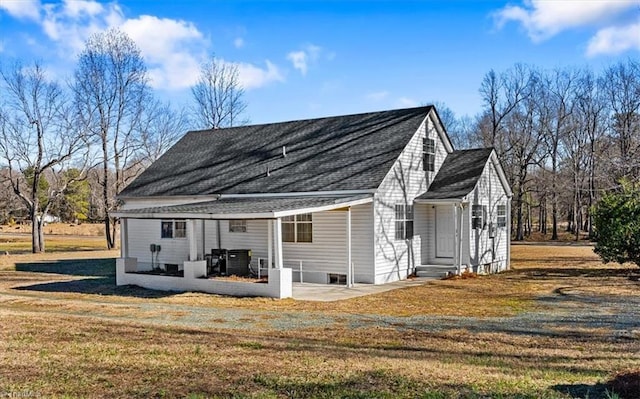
282 213 312 243
497 204 507 228
328 273 347 285
423 138 435 172
395 204 414 240
229 220 247 233
472 205 487 230
161 220 186 239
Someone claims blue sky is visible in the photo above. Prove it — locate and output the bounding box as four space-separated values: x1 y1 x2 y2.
1 0 638 124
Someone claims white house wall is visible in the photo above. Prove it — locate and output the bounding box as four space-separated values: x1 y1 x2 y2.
374 114 450 284
468 160 510 272
184 204 374 284
127 219 190 269
350 203 375 283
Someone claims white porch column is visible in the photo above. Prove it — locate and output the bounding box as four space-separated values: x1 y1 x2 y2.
274 217 283 269
346 207 352 288
452 204 459 274
457 204 464 273
507 197 512 270
120 218 128 258
267 219 273 268
187 219 198 261
201 220 206 259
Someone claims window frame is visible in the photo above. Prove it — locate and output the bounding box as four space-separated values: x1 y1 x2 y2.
497 204 507 228
161 220 173 239
423 137 436 172
395 204 414 240
472 205 484 230
161 220 187 239
174 220 187 238
282 213 313 243
229 219 248 233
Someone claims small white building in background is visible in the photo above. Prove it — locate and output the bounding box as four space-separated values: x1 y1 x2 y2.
112 106 512 298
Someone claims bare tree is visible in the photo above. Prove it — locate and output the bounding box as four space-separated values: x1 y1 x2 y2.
191 56 247 129
539 68 579 239
0 167 24 223
138 101 188 166
432 102 476 149
73 28 151 249
602 59 640 182
0 61 87 253
575 69 608 237
476 65 539 240
479 64 529 148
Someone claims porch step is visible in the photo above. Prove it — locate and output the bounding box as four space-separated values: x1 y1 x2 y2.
415 264 457 279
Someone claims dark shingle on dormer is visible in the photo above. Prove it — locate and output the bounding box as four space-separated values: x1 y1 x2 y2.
119 106 432 197
417 148 494 201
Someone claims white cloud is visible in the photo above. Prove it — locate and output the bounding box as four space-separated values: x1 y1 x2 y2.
234 37 244 48
41 0 124 53
494 0 637 41
366 91 389 102
0 0 41 20
62 0 103 18
587 22 640 57
236 60 284 90
287 50 307 75
3 0 284 92
287 44 322 76
120 15 205 90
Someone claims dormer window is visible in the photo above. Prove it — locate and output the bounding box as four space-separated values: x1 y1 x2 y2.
423 138 435 172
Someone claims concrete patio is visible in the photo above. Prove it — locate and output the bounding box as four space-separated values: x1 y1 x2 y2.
291 277 434 301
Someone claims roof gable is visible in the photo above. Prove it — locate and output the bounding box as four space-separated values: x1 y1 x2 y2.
416 148 494 201
120 106 432 197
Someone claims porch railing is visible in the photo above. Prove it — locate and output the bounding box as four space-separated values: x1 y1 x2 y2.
253 258 354 286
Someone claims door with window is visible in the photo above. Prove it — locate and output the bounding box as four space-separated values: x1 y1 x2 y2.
435 205 454 258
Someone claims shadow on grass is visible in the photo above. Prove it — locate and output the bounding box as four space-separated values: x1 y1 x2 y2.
13 258 178 298
551 382 610 399
15 258 115 277
13 279 179 298
247 369 549 399
515 267 640 279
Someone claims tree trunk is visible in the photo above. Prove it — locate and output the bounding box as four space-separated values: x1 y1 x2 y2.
542 200 547 235
102 133 115 250
573 190 579 241
516 193 524 241
551 171 558 239
588 143 595 239
30 207 42 253
111 217 118 249
38 218 46 252
526 201 532 236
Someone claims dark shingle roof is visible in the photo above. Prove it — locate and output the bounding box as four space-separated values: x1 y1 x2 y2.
120 106 432 197
417 148 494 201
113 195 371 218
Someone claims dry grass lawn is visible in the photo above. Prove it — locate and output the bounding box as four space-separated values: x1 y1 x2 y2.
0 242 639 398
0 222 113 255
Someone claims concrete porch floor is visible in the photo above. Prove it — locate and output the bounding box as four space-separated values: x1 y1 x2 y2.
292 277 434 302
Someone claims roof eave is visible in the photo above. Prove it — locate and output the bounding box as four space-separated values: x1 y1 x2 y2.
112 196 374 220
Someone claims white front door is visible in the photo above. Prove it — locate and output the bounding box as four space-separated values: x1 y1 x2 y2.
435 205 454 258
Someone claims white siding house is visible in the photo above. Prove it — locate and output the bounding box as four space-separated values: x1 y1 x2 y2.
113 106 512 298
